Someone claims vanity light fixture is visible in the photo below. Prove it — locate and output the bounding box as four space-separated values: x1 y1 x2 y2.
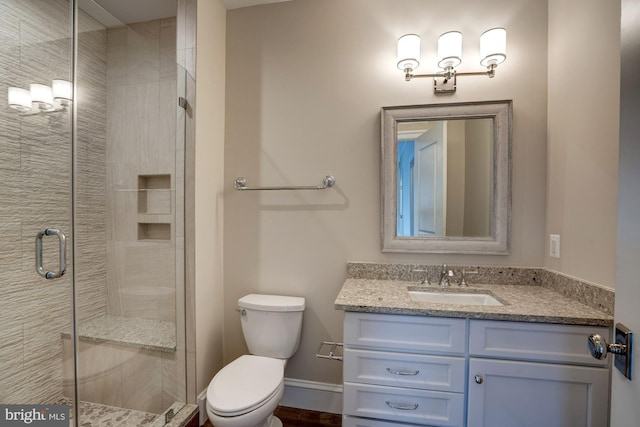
397 27 507 94
7 87 32 112
52 79 73 105
7 79 72 116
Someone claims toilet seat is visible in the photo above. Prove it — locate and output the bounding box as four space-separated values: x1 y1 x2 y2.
207 355 284 417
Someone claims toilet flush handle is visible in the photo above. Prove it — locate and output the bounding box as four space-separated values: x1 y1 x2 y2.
235 308 247 316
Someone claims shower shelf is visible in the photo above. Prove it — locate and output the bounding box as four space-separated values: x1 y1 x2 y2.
138 174 171 214
138 222 171 241
61 315 176 353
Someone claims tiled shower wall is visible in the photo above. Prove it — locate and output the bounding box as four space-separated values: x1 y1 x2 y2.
0 0 107 403
105 18 178 322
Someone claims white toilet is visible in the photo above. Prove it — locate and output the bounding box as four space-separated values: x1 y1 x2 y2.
206 294 305 427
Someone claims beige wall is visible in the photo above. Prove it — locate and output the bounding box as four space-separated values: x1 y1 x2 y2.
224 0 548 385
545 0 620 289
194 0 226 395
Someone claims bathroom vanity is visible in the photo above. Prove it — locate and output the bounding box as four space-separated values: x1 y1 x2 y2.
335 271 613 427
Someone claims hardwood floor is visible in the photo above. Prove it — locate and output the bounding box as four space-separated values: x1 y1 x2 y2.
203 406 342 426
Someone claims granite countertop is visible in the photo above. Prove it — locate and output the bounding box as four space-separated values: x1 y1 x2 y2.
61 315 176 352
335 279 613 327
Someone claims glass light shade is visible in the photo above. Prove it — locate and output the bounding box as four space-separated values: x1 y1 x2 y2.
30 83 54 109
52 79 72 101
480 27 507 66
397 34 421 71
8 87 32 112
437 31 462 69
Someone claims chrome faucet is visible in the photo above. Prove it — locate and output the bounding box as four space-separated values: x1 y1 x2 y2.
438 264 451 287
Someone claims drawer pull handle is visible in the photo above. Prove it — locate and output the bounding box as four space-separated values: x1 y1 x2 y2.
385 401 419 411
386 368 420 376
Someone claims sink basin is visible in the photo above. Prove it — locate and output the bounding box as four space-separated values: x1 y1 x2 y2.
408 290 503 306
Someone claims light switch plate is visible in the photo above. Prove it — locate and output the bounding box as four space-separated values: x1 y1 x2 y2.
550 234 560 258
614 323 633 380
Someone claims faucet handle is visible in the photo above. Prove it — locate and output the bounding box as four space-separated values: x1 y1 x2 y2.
411 269 431 286
458 269 478 287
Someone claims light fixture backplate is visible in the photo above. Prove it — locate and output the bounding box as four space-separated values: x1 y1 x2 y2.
433 74 457 94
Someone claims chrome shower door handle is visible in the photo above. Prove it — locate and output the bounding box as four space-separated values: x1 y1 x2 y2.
35 228 66 279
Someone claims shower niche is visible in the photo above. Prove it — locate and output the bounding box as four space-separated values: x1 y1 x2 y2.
138 174 172 241
138 174 171 214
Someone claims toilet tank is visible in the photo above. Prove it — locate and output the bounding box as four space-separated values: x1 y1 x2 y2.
238 294 305 359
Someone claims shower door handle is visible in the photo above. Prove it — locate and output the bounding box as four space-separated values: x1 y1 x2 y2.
35 228 66 279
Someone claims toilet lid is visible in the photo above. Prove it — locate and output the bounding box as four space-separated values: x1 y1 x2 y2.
207 355 284 416
238 294 305 312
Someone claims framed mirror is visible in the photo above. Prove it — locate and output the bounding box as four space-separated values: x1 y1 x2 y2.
381 100 512 254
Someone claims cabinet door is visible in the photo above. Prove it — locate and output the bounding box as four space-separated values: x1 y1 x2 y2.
467 358 609 427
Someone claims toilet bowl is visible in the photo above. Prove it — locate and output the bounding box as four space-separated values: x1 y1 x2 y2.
206 294 305 427
207 356 285 427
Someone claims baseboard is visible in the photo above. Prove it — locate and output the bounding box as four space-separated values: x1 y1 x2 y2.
280 378 343 414
197 388 208 426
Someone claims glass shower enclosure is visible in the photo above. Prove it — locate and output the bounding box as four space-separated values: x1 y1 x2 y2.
0 0 187 425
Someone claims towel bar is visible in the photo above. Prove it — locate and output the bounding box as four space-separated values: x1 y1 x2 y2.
234 175 335 191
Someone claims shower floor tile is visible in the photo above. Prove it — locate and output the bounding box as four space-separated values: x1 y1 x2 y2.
76 400 158 426
60 398 158 426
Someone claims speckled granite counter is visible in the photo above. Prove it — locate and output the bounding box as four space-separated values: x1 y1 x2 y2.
61 314 176 352
335 279 613 327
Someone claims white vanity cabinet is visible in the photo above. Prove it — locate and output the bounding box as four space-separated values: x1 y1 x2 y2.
466 320 610 427
342 312 611 427
342 312 467 427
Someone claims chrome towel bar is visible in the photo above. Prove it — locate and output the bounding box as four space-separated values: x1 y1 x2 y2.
234 175 335 191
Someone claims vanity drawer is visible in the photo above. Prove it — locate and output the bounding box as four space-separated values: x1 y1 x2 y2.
469 320 610 366
344 312 466 354
344 348 465 392
343 415 418 427
344 382 464 427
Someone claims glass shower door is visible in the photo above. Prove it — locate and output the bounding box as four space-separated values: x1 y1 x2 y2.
1 1 187 424
0 0 75 415
72 1 187 424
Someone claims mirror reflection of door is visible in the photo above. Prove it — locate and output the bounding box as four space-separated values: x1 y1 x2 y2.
397 121 446 237
415 121 446 236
